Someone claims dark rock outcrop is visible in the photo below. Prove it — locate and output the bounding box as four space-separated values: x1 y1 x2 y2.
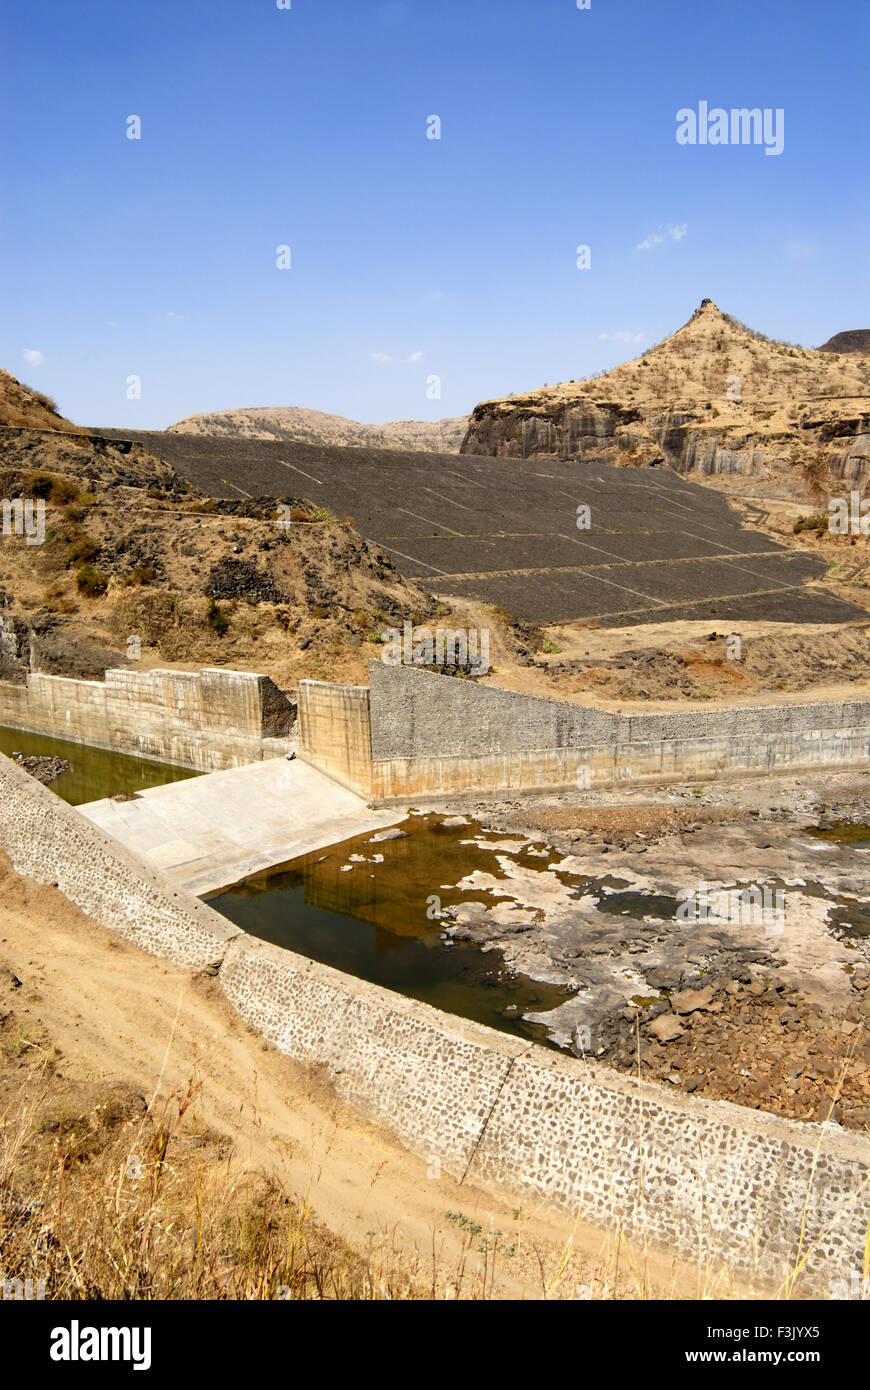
818 330 870 355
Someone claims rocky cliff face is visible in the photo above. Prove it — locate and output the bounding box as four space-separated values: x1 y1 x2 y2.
461 302 870 500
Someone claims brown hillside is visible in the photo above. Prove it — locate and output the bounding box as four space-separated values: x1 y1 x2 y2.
462 300 870 503
818 329 870 355
170 405 469 454
0 422 446 688
0 371 83 434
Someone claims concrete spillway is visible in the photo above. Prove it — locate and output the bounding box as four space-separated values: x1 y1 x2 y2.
78 756 406 896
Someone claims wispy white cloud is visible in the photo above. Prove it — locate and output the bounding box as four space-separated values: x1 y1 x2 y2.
370 349 424 364
636 222 688 251
22 347 45 366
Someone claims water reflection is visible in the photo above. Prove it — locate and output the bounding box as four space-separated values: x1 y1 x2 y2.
0 725 197 805
211 814 571 1045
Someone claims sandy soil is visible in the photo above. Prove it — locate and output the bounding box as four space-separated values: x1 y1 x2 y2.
0 851 722 1300
485 616 870 708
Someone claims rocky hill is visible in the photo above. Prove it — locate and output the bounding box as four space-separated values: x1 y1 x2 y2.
170 405 469 454
0 418 445 688
819 330 870 355
0 371 84 434
461 301 870 501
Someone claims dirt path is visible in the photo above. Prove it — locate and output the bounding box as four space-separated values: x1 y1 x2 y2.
0 852 720 1300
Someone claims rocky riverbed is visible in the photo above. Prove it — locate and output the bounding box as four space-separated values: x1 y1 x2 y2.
427 770 870 1129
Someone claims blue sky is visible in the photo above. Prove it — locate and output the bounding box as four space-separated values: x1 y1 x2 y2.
1 0 867 429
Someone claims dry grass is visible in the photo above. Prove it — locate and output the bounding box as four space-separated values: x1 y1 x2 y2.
0 857 863 1303
0 1031 850 1304
0 1058 424 1300
0 1002 731 1303
0 371 83 434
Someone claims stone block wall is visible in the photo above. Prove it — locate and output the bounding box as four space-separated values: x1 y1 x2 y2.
0 752 238 967
363 663 870 799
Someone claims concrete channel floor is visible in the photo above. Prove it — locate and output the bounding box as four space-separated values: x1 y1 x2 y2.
79 757 406 897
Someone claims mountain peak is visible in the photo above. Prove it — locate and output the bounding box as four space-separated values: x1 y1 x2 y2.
462 300 870 463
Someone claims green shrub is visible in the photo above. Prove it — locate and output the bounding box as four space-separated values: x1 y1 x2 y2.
66 536 98 568
793 512 828 535
206 597 230 636
28 473 79 504
75 564 109 597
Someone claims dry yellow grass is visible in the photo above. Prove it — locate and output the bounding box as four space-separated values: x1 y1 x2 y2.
0 370 84 434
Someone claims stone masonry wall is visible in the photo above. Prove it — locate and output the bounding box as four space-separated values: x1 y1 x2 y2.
365 663 870 799
0 748 867 1294
0 752 238 967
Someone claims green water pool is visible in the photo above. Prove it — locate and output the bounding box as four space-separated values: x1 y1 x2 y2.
0 725 197 805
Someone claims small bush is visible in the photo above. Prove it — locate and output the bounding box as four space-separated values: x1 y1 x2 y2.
49 477 79 505
66 536 98 568
76 564 109 597
793 512 828 535
124 565 158 586
206 597 230 636
27 473 79 504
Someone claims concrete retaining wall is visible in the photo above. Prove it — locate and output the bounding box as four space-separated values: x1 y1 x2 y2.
364 663 870 799
0 748 867 1295
0 666 296 772
219 933 870 1296
297 680 372 796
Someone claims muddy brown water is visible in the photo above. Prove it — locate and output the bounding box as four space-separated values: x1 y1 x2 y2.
805 821 870 847
210 813 573 1046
